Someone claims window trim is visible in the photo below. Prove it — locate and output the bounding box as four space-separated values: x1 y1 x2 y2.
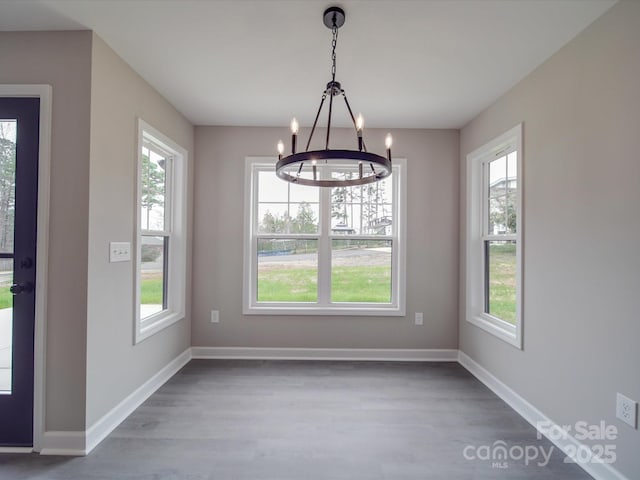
466 124 523 348
243 156 406 316
134 119 187 343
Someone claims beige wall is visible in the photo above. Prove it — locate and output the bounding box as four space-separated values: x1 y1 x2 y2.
1 30 195 434
459 2 640 477
5 9 636 476
0 31 92 431
86 34 194 426
192 126 459 349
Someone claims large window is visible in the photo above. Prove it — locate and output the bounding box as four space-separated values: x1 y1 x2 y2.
466 124 522 348
135 120 187 343
244 157 406 315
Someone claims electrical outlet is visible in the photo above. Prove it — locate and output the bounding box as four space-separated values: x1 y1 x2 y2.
210 310 220 323
616 393 638 428
414 312 424 326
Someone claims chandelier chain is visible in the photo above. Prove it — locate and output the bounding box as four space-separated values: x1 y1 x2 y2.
331 24 338 80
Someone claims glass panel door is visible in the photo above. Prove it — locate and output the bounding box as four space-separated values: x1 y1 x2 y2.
0 120 16 394
0 97 39 447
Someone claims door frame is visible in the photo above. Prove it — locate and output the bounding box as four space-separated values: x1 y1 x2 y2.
0 85 52 453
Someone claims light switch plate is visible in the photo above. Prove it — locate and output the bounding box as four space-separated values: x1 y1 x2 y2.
110 242 131 262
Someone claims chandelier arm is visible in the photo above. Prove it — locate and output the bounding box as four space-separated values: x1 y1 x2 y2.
305 93 327 152
341 91 368 152
326 85 334 149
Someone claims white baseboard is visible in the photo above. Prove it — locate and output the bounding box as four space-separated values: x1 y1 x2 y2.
458 351 629 480
191 346 459 362
84 348 192 455
23 346 634 480
39 431 85 456
0 447 33 453
38 348 192 456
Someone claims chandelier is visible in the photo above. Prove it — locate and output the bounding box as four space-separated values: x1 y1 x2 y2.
275 6 393 187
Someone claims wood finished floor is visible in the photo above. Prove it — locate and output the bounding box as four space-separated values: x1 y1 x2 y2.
1 360 591 479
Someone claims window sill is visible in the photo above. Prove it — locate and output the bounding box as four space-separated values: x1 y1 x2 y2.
466 312 522 349
244 304 405 317
135 310 184 344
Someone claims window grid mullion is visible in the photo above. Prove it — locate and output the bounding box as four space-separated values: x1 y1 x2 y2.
255 233 320 239
482 160 490 238
164 156 173 235
143 140 172 159
483 234 516 242
328 235 393 241
142 229 171 236
317 185 331 305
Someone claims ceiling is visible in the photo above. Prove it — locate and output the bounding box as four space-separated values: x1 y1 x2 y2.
0 0 616 128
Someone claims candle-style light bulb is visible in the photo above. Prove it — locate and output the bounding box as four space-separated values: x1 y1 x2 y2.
385 133 393 162
312 160 317 181
356 114 364 151
291 118 299 154
277 140 284 160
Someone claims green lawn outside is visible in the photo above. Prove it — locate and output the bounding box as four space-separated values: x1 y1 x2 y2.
0 286 11 309
331 266 391 303
488 242 517 323
0 279 166 309
258 266 318 302
141 276 163 304
257 265 391 303
2 253 509 314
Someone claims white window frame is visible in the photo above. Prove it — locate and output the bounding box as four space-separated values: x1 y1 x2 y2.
243 157 406 316
466 124 523 348
134 119 187 343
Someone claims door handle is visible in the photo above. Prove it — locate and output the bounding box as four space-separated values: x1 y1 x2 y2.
20 257 34 269
10 282 34 295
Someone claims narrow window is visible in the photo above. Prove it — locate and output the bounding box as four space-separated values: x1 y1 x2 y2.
140 142 170 318
466 125 522 347
135 120 187 343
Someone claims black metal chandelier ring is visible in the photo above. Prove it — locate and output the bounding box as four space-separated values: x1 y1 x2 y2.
276 150 391 187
